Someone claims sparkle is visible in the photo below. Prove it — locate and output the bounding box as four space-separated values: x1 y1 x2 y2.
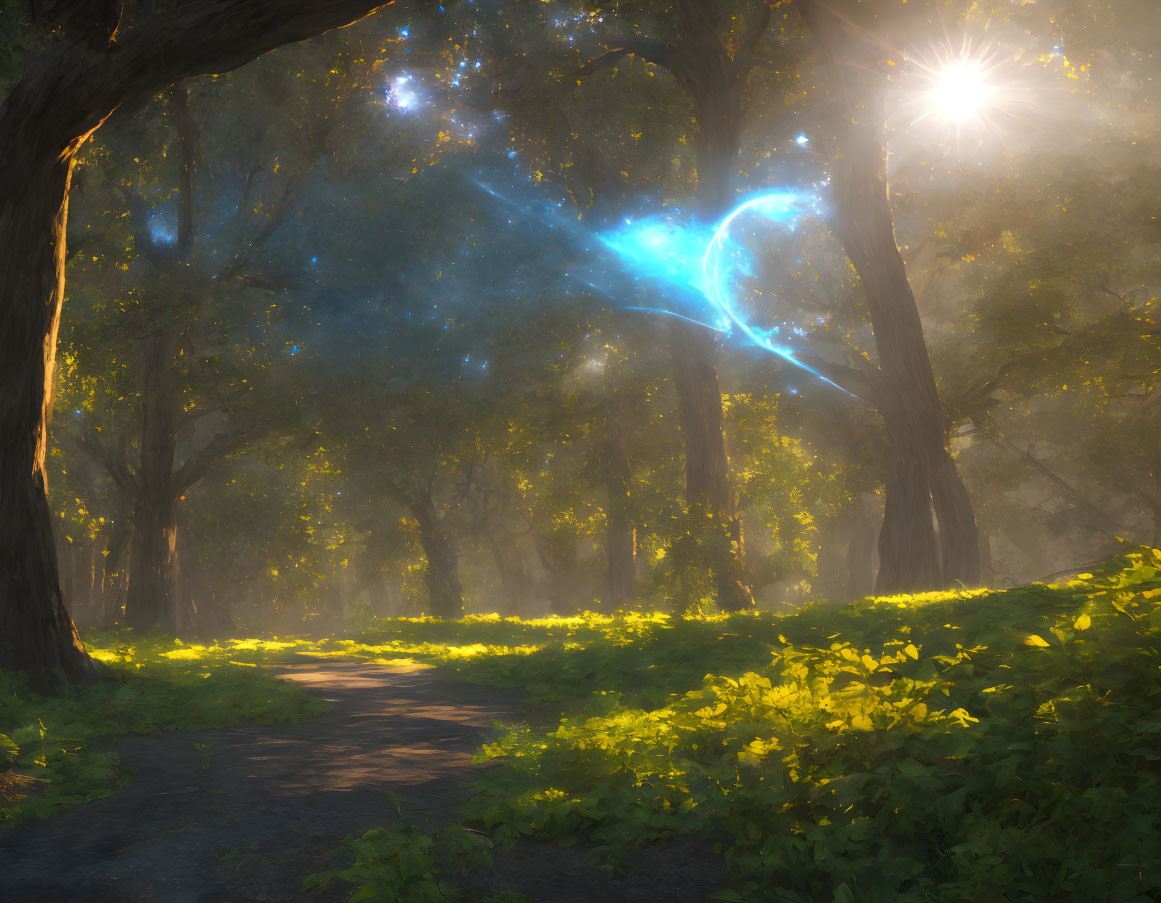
388 74 420 111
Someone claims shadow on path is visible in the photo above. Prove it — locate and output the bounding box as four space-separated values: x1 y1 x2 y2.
0 661 515 903
0 659 727 903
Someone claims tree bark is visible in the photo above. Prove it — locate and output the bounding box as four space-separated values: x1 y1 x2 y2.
666 0 763 611
486 534 534 614
792 0 980 593
410 493 463 619
600 398 636 609
124 331 180 630
0 112 95 685
844 493 877 600
534 529 583 616
0 0 391 682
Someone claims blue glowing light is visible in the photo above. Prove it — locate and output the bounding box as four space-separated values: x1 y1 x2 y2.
470 177 843 391
148 219 177 245
795 133 810 147
310 256 318 264
388 74 420 111
595 191 841 390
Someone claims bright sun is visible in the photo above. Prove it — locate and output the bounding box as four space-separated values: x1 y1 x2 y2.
900 39 1015 147
926 57 995 126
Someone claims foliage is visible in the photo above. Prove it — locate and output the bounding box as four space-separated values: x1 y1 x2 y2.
303 824 505 903
0 633 327 826
12 550 1161 901
449 549 1161 902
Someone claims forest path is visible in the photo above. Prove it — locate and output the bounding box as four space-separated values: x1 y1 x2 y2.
0 660 725 903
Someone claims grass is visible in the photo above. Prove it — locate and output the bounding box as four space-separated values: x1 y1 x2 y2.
7 550 1161 902
0 633 328 825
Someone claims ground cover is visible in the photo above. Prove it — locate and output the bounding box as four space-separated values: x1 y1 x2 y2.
442 550 1161 903
6 550 1161 901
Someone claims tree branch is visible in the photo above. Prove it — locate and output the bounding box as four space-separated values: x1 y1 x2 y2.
578 38 676 78
979 428 1135 537
173 428 250 493
76 427 136 496
732 0 772 81
6 0 395 156
797 354 879 404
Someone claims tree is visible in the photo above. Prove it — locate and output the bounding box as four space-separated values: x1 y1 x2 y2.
0 0 392 684
571 0 778 610
790 0 980 592
70 45 367 632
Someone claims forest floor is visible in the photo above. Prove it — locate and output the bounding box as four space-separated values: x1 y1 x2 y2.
0 658 725 903
8 550 1161 902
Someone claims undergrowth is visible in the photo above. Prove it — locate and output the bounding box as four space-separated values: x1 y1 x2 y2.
304 823 532 903
446 549 1161 903
9 550 1161 903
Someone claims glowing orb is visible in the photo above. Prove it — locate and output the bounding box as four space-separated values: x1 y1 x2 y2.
388 75 419 111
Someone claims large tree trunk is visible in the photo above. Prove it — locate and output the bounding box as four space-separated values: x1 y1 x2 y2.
0 0 390 683
600 398 636 609
793 0 980 593
0 120 95 684
829 119 979 593
410 493 463 619
125 331 180 630
664 0 762 611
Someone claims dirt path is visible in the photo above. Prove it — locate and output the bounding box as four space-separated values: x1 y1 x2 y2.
0 660 725 903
